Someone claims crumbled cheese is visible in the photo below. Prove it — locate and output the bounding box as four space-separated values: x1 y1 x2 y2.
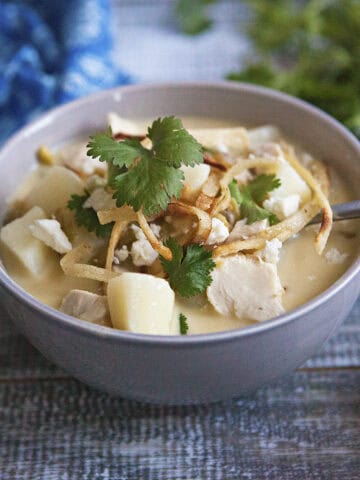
258 239 282 264
114 245 129 263
128 224 158 266
263 194 300 220
206 218 229 245
85 175 106 192
325 248 349 264
83 188 115 212
29 219 72 254
131 239 158 267
228 219 268 241
130 224 146 240
150 223 161 238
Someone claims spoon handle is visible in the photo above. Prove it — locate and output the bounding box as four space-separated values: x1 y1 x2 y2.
308 200 360 225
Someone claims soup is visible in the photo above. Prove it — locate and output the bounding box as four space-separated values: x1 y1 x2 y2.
0 115 358 335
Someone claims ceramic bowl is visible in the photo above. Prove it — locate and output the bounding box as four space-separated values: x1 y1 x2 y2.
0 83 359 404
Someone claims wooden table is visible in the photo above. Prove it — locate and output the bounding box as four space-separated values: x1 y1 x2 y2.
0 305 359 479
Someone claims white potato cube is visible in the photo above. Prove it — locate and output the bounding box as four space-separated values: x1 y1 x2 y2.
181 163 210 198
0 207 57 276
56 141 106 176
24 166 84 214
207 255 284 322
107 273 175 335
29 219 72 254
60 289 111 327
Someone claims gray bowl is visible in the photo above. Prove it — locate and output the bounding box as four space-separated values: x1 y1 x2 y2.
0 83 359 404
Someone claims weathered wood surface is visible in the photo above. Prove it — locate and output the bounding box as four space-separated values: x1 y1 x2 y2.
0 368 359 480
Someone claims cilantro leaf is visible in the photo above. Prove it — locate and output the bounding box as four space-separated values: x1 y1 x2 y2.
179 313 189 335
87 132 146 168
112 159 184 217
227 0 360 139
67 194 114 239
176 0 214 35
87 116 203 216
160 238 215 298
247 174 281 204
229 174 281 226
148 116 203 167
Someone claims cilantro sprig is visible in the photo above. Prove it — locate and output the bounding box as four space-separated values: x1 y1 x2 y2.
176 0 215 35
229 174 281 225
176 0 360 138
87 117 203 216
179 313 189 335
67 194 114 239
160 238 215 298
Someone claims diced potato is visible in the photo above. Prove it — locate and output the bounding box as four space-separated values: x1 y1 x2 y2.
24 166 84 214
271 160 311 203
107 272 175 335
181 163 210 200
0 207 57 277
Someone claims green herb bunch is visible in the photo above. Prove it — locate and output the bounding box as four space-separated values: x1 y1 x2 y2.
176 0 360 138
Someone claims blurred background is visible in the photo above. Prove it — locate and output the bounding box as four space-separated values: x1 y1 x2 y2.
1 0 359 144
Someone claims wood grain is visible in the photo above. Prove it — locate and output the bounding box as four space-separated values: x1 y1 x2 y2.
0 370 358 480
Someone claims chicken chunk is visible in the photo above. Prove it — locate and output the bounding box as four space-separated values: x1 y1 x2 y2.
207 255 284 322
60 289 111 327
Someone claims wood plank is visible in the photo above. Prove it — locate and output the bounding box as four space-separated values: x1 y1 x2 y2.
0 370 358 479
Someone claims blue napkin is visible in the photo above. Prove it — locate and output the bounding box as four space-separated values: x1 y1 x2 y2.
0 0 131 144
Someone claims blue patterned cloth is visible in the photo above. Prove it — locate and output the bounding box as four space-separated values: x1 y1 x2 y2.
0 0 131 144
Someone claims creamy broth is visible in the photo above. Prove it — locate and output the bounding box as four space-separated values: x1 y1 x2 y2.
0 117 358 334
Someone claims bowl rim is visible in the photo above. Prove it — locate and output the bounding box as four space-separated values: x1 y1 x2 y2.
0 81 359 346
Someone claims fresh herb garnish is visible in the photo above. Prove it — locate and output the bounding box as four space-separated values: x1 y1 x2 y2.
160 238 215 297
67 194 114 239
176 0 215 35
87 117 203 216
176 0 360 138
179 313 189 335
229 174 281 225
